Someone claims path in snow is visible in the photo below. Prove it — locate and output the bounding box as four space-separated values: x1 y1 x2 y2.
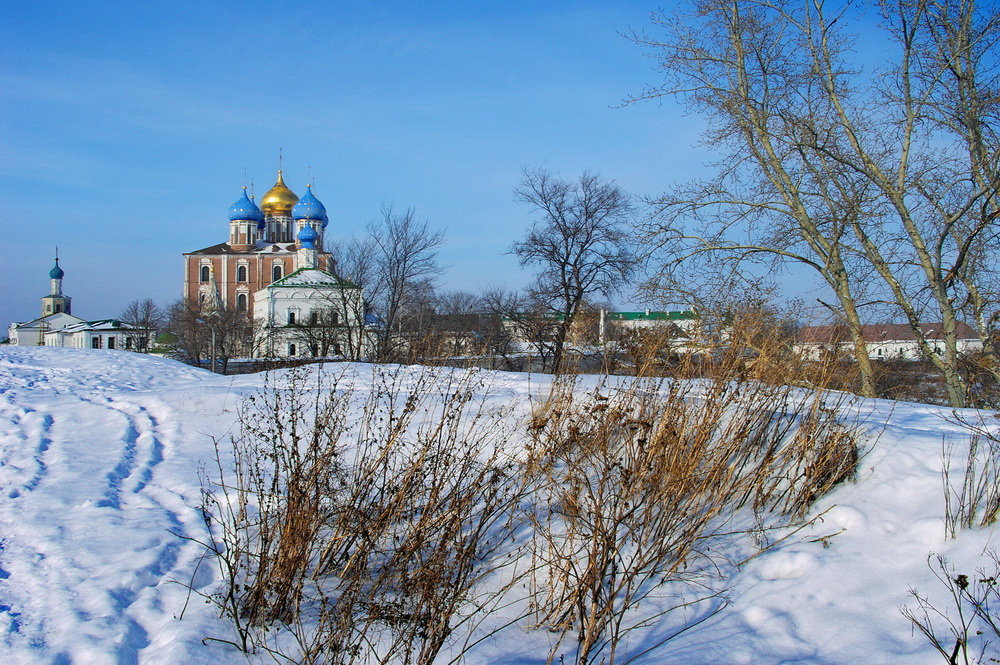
0 348 233 665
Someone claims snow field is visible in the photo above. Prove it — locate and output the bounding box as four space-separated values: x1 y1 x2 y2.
0 346 996 664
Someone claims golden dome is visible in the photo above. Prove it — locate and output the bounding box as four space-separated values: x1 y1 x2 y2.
260 170 299 215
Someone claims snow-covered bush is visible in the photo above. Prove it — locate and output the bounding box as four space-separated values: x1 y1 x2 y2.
199 361 863 665
523 373 861 665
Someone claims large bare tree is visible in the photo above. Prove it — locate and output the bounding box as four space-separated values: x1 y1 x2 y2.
635 0 1000 406
512 168 637 373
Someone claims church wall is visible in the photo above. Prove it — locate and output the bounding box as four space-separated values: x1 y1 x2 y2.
184 253 305 312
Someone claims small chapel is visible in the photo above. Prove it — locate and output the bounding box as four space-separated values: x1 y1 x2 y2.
7 258 151 350
183 171 365 358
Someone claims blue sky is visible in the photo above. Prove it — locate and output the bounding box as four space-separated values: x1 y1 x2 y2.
3 1 724 329
0 0 892 328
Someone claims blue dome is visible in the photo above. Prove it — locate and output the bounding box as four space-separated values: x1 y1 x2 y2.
297 225 318 249
291 185 328 224
228 188 265 223
49 258 64 280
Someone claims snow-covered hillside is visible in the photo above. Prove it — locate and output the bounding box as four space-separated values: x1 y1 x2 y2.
0 347 995 665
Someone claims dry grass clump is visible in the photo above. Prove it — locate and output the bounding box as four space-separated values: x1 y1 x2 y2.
200 367 351 647
522 369 862 665
200 365 527 664
197 353 865 665
942 418 1000 539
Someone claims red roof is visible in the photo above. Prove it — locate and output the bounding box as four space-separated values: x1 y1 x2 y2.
796 322 978 344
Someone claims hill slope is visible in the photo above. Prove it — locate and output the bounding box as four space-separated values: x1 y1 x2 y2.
0 347 994 664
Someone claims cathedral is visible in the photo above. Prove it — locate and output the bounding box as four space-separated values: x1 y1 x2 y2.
183 170 334 312
183 171 365 358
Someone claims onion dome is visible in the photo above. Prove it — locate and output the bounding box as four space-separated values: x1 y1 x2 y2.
228 187 265 223
260 170 299 216
291 184 328 224
49 258 64 279
297 225 318 249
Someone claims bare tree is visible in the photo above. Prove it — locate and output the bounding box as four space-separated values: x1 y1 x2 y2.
287 307 346 358
167 298 258 372
369 205 445 361
167 299 207 366
324 207 445 362
119 298 165 352
512 168 637 373
329 236 380 360
434 290 482 316
477 286 528 369
634 0 1000 407
632 1 882 395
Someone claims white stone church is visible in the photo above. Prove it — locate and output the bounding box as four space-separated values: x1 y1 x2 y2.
8 258 152 351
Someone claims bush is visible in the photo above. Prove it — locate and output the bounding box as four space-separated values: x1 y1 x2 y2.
198 360 865 664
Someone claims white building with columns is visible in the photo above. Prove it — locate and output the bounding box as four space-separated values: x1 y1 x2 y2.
251 226 367 358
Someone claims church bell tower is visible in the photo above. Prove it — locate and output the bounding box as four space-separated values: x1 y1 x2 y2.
41 256 72 316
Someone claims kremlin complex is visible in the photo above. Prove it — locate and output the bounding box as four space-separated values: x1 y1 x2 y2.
11 170 365 359
183 170 364 358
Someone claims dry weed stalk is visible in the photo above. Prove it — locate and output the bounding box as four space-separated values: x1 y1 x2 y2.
202 364 529 665
902 553 1000 665
942 434 1000 539
524 366 862 665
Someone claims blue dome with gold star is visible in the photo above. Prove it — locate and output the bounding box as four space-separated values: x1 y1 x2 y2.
49 258 64 279
297 225 318 249
291 185 328 226
228 188 265 223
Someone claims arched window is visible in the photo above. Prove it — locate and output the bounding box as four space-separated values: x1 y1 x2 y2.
200 265 210 282
288 343 297 356
237 293 247 312
272 265 283 282
237 265 248 282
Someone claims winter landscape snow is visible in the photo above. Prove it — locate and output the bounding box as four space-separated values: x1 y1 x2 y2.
0 346 996 665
